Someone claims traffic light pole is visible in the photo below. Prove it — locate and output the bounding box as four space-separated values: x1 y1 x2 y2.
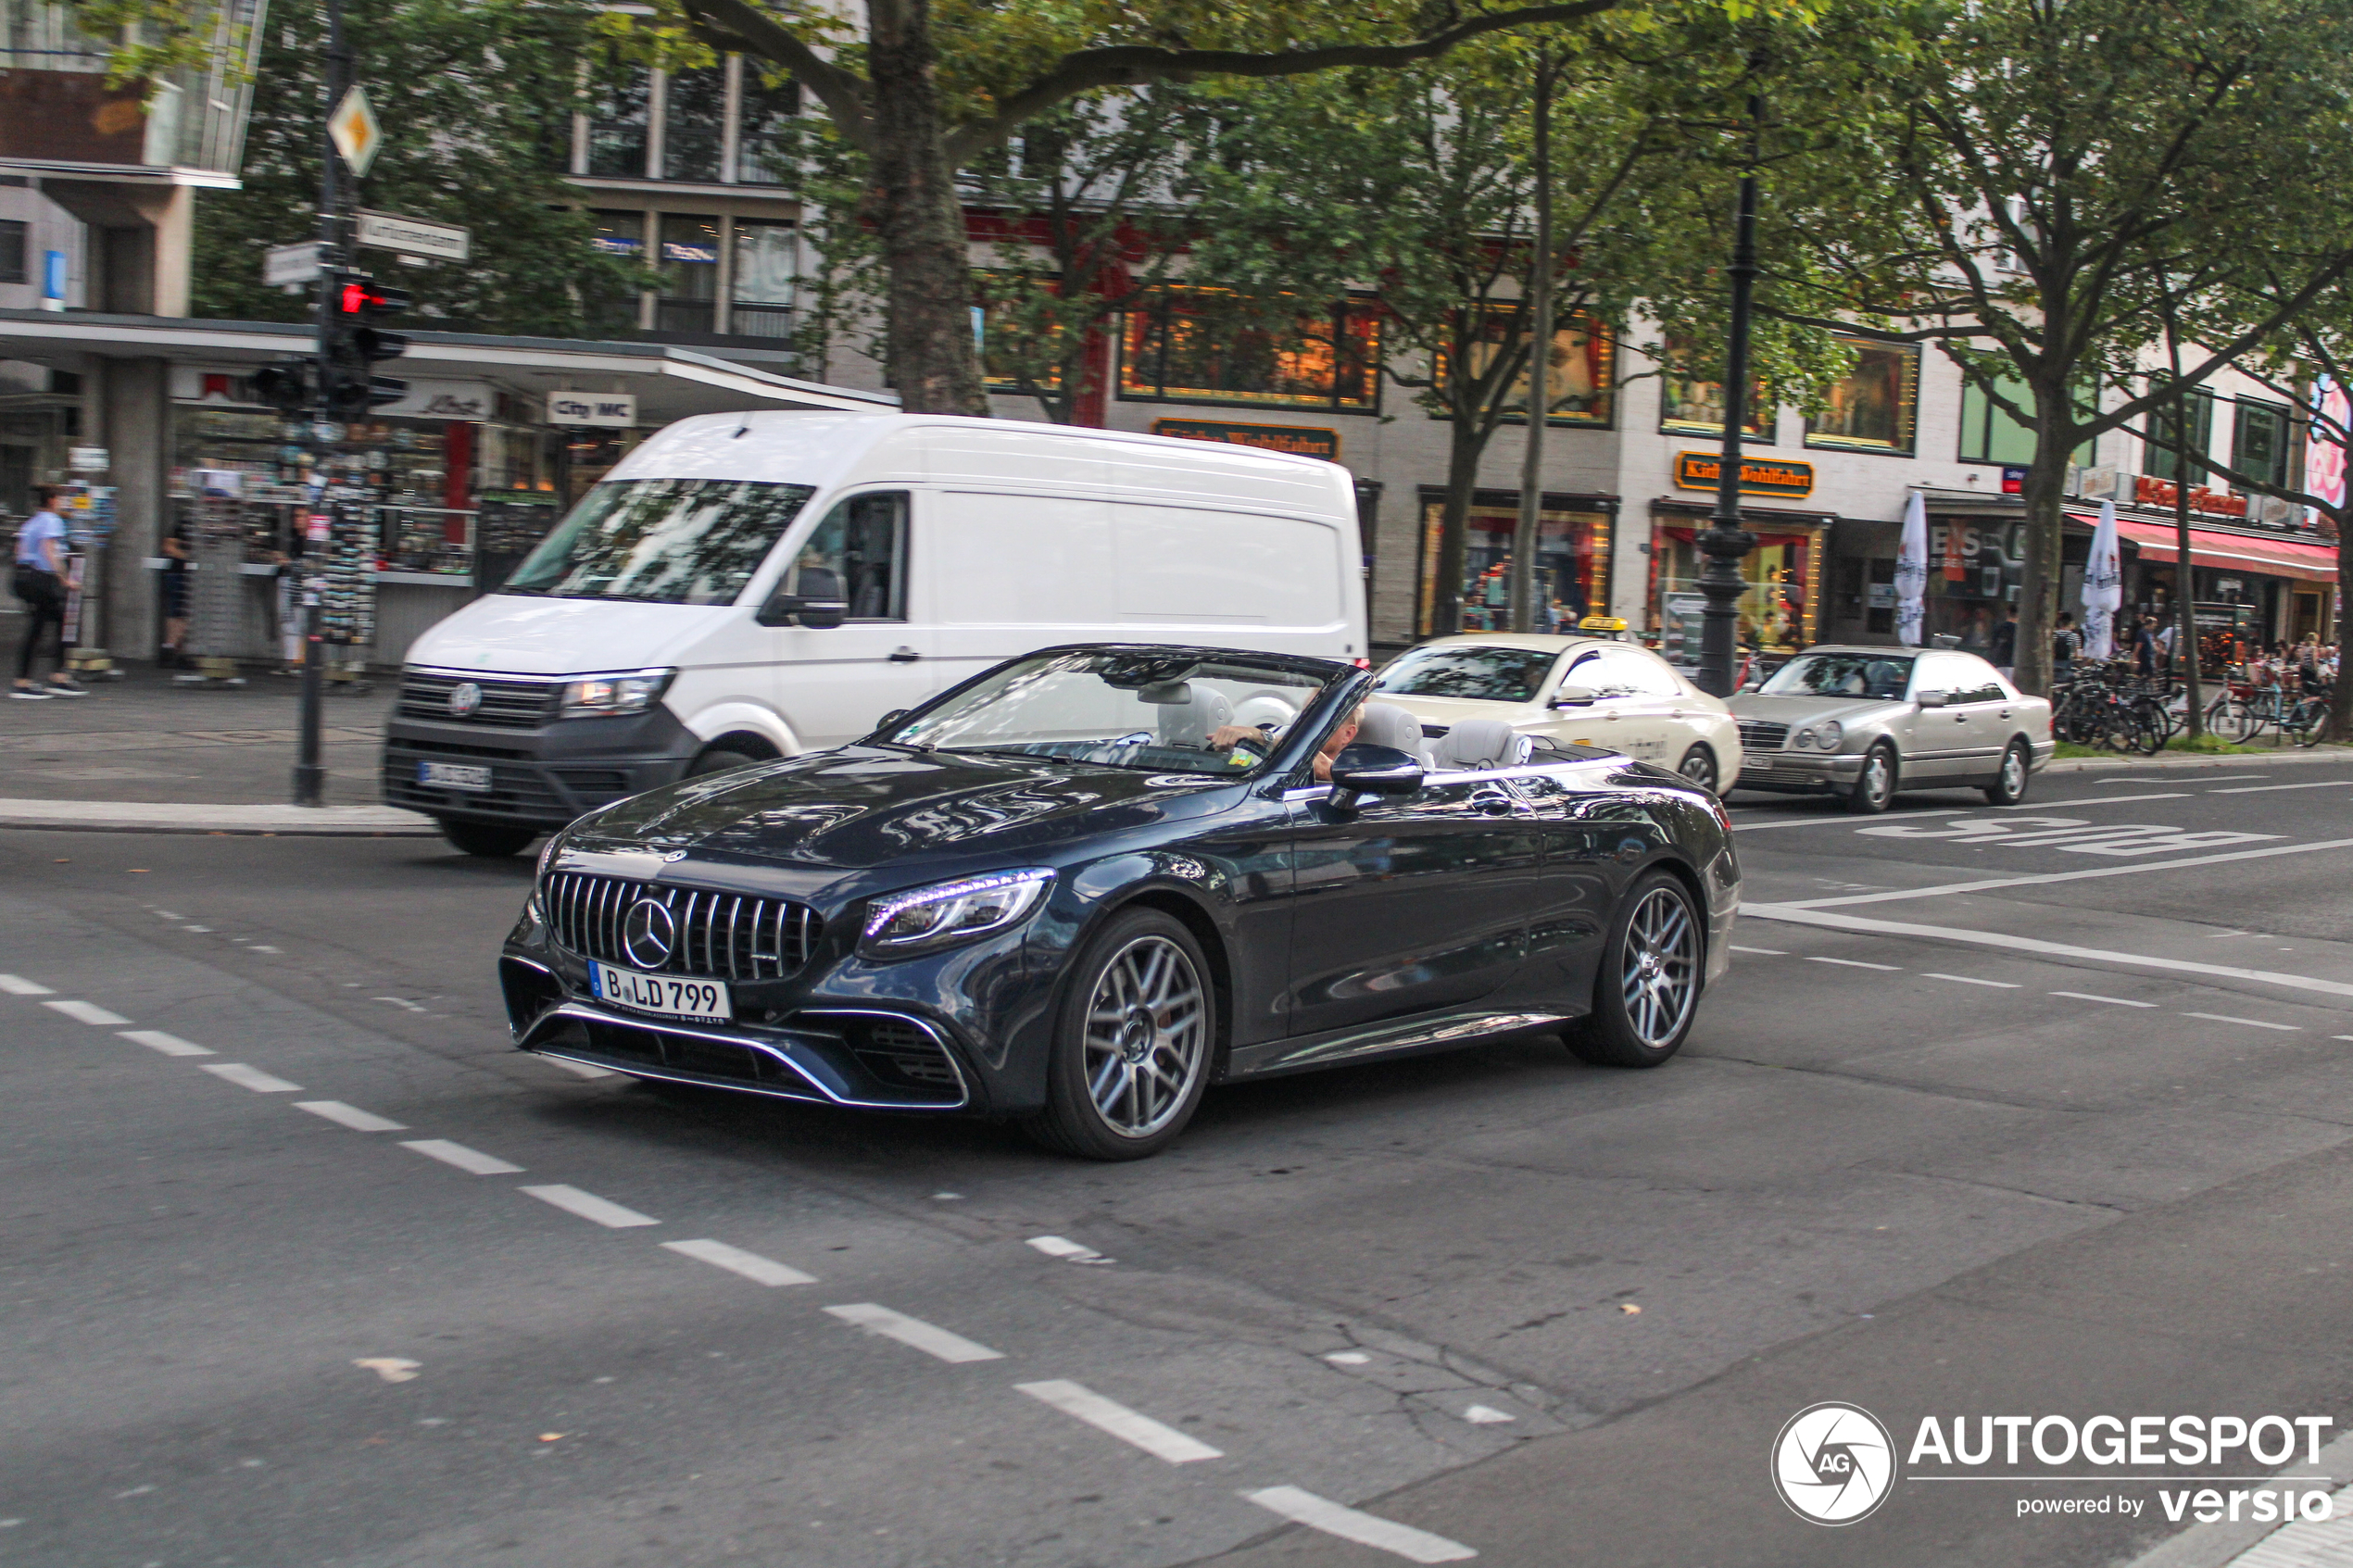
294 0 350 809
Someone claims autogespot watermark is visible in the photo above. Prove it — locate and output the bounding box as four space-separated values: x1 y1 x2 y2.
1771 1406 2340 1526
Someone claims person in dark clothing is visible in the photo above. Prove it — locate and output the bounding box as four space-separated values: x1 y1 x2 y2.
159 517 191 667
1989 605 2019 674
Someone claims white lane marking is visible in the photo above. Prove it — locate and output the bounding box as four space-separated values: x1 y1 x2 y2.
1243 1486 1478 1563
1016 1379 1224 1462
1922 972 2020 988
823 1303 1004 1363
372 997 428 1012
661 1238 815 1286
202 1062 303 1092
1462 1405 1516 1424
1730 944 1787 955
520 1184 659 1228
1325 1351 1373 1365
399 1139 523 1175
2103 774 2266 783
182 926 210 934
1780 836 2353 908
153 909 182 920
2050 991 2158 1009
1806 956 1901 971
118 1029 212 1057
542 1058 618 1080
2209 779 2353 794
353 1358 421 1383
2183 1011 2303 1031
1732 809 1963 832
1743 903 2353 1003
295 1100 407 1132
44 999 129 1025
1027 1235 1112 1264
2009 792 2192 808
0 973 55 996
249 946 282 955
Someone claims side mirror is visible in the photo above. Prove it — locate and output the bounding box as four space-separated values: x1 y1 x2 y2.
1915 689 1948 708
875 708 909 732
757 565 848 629
1552 684 1599 708
1326 742 1424 812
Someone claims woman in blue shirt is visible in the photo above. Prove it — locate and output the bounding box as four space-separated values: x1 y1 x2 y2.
12 487 85 699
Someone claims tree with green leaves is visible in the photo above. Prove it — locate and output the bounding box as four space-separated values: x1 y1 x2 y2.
1782 0 2353 695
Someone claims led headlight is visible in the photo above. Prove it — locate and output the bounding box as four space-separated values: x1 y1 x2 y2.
560 668 675 718
860 869 1055 960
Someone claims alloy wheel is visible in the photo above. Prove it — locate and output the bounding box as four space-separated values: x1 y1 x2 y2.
2001 746 2027 797
1861 751 1893 807
1679 746 1717 793
1617 885 1699 1050
1081 935 1208 1138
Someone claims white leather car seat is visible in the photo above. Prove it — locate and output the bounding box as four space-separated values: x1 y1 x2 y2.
1157 685 1236 748
1430 718 1531 772
1356 700 1433 767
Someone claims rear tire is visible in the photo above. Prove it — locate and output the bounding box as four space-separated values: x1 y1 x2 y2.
1676 744 1719 794
1566 872 1703 1068
1982 739 2031 805
1023 909 1215 1160
439 818 537 858
1843 743 1897 815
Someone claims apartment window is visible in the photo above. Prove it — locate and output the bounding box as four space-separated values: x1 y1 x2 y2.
1806 335 1919 454
736 69 799 184
2145 391 2215 483
656 214 719 332
586 66 650 177
0 220 25 285
2233 399 2290 490
1119 289 1379 411
1958 373 2037 465
731 220 796 339
662 65 726 182
1432 306 1615 427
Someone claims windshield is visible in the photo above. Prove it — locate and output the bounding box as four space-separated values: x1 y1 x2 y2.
885 650 1341 776
1372 646 1560 704
1760 652 1915 701
501 479 815 605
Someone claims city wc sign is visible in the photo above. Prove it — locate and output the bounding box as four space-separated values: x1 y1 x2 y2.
1673 450 1816 500
547 393 637 428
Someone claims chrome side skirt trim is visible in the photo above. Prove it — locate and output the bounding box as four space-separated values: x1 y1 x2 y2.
1231 1009 1574 1079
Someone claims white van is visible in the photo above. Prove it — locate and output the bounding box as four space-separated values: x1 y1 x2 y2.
384 411 1369 855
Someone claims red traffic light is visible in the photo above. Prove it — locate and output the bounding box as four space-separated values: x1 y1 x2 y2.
336 277 410 316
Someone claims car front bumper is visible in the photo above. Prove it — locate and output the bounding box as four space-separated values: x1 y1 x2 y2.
384 707 700 830
1732 749 1866 793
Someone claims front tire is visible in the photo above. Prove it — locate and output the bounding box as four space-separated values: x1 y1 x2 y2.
1024 909 1215 1160
439 818 537 858
687 747 763 777
1566 872 1703 1068
1843 743 1897 815
1982 739 2031 805
1676 743 1719 795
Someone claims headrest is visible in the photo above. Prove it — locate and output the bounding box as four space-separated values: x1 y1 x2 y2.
1430 718 1530 771
1156 685 1235 747
1355 701 1428 762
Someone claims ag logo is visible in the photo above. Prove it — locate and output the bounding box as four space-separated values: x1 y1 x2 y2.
447 681 484 719
1771 1402 1896 1524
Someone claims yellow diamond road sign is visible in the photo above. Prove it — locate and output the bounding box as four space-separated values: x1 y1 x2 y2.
327 86 382 179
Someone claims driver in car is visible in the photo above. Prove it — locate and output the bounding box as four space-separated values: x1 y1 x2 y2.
1208 703 1364 782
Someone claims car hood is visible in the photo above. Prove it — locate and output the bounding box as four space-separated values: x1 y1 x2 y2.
407 594 722 676
567 746 1231 870
1726 694 1911 727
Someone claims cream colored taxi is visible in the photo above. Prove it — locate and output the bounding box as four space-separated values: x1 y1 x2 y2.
1370 633 1743 792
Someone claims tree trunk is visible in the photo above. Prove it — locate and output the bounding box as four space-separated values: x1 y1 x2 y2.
1432 419 1484 638
2334 508 2353 742
1510 56 1554 634
865 0 988 416
2012 425 2068 696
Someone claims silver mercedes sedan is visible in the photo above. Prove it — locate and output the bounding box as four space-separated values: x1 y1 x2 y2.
1725 646 2055 813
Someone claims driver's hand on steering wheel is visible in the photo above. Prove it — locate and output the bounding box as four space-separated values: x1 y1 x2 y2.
1208 724 1271 754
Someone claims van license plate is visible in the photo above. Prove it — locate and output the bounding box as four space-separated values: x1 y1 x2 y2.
418 761 493 792
589 961 731 1025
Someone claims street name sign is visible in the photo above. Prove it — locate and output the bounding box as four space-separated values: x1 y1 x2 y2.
264 240 325 287
357 210 471 264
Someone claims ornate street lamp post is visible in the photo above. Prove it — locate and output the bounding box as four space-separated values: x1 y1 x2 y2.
1694 97 1762 697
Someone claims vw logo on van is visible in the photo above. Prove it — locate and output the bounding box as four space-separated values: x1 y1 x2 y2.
447 681 484 719
621 897 677 969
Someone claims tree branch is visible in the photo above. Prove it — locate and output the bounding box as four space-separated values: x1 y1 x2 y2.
676 0 874 151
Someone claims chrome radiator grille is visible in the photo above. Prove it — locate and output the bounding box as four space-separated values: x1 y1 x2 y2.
544 872 822 981
1735 719 1790 751
398 671 558 727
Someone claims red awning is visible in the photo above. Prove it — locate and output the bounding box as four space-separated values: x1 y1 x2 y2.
2093 516 2339 585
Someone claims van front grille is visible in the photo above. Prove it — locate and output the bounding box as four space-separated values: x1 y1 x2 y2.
399 671 559 728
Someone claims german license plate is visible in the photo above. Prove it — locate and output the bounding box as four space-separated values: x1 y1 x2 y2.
588 960 731 1024
418 760 493 792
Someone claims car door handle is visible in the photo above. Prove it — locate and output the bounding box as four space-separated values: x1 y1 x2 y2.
887 646 922 663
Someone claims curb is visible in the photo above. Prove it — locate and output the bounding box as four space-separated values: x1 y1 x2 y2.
0 798 441 836
2047 746 2353 774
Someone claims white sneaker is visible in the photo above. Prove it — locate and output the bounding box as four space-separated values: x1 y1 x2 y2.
44 679 87 697
10 685 54 700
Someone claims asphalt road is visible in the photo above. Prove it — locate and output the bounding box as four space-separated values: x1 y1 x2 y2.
7 753 2353 1567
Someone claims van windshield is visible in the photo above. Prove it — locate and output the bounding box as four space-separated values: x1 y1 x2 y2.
501 479 815 605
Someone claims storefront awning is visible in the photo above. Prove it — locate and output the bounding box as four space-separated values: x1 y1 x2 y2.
2096 515 2339 585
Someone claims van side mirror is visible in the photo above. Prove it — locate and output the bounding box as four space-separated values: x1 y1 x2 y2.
1327 743 1424 812
1915 689 1948 708
758 565 848 629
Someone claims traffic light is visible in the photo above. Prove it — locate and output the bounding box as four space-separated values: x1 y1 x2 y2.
252 359 313 416
321 270 410 415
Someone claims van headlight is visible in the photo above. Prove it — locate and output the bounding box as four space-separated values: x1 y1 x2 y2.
560 669 675 718
860 869 1055 960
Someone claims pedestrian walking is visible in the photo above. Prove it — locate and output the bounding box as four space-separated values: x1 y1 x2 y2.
11 487 85 700
1990 604 2019 677
159 515 191 668
2133 614 2161 677
2051 612 2082 683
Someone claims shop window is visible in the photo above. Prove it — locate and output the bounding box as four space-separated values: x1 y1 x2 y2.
657 213 719 332
2144 391 2215 483
1434 306 1614 427
1416 494 1611 637
0 220 25 285
731 220 796 340
662 66 726 182
589 210 644 259
1650 524 1818 658
2232 399 2290 490
736 68 799 184
1659 339 1768 438
975 272 1065 394
1806 336 1918 454
1119 289 1379 412
586 66 650 178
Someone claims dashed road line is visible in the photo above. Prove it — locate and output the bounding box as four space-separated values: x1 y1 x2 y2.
399 1139 523 1175
661 1238 815 1286
521 1184 659 1229
2183 1011 2302 1031
2011 792 2192 808
1027 1235 1111 1264
1243 1486 1478 1563
201 1062 302 1093
295 1100 408 1132
0 973 55 996
2050 991 2158 1009
1015 1379 1223 1463
1730 945 1787 955
823 1303 1005 1364
1806 956 1901 971
118 1029 211 1057
1770 836 2353 909
1921 972 2020 988
44 999 128 1026
1731 809 1964 833
1461 1405 1516 1425
2208 780 2353 794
